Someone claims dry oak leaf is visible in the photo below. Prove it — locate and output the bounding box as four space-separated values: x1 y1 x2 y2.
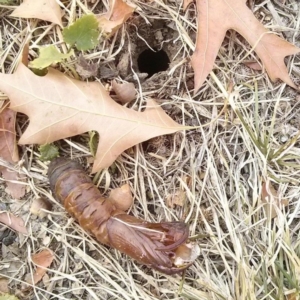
0 64 185 173
244 61 263 71
183 0 193 11
97 0 135 37
10 0 62 27
0 108 25 199
25 249 54 285
191 0 300 92
0 211 28 234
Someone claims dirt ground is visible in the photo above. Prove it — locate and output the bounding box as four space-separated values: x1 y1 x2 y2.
1 0 300 299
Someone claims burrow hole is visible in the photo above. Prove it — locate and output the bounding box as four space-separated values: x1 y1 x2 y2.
137 48 170 78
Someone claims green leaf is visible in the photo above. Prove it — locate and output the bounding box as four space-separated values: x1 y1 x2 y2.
62 14 99 51
29 46 74 69
0 294 19 300
38 144 59 161
30 68 48 77
88 131 99 157
0 0 16 4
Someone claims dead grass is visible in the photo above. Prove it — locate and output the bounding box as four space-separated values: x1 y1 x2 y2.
0 0 300 299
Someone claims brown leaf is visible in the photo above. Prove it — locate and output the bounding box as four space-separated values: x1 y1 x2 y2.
10 0 62 26
0 278 9 293
261 180 289 219
0 108 25 199
244 61 263 71
0 63 186 173
286 293 298 300
0 211 28 234
166 189 186 208
183 0 194 11
75 55 98 79
111 80 136 104
22 43 30 67
25 249 54 285
192 0 299 92
109 183 133 211
97 0 135 37
0 108 18 166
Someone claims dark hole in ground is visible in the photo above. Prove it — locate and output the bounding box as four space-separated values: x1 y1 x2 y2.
137 48 170 78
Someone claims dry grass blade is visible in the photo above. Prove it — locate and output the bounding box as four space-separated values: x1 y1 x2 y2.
0 0 300 299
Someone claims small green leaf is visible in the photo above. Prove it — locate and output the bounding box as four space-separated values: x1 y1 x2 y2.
30 68 48 77
0 0 16 4
38 144 59 161
0 294 19 300
29 46 74 69
62 14 99 51
88 131 99 157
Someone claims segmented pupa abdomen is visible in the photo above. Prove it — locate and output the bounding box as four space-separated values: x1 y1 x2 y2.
48 157 117 245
